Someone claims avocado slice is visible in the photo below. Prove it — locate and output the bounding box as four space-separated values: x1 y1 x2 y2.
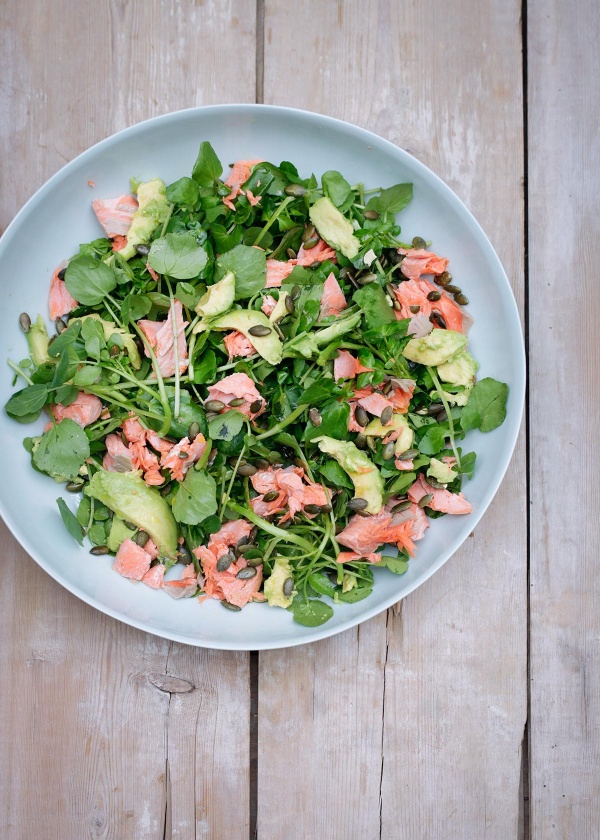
106 516 136 553
437 349 478 388
264 556 296 608
314 436 384 514
402 329 467 367
85 469 178 558
195 309 283 366
26 315 50 366
195 271 235 319
427 457 457 485
118 178 170 260
79 314 141 369
363 414 414 456
309 197 359 260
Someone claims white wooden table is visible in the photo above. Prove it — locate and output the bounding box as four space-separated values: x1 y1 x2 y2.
1 1 598 837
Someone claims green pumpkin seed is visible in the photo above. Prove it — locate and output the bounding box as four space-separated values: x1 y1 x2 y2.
238 463 258 477
178 451 189 460
255 458 270 470
188 421 200 440
135 530 150 547
348 497 369 511
19 312 31 333
205 399 226 412
428 402 444 415
135 243 150 256
355 406 369 427
246 557 263 567
435 271 452 287
397 448 419 460
90 545 110 556
391 499 412 513
221 601 241 611
177 546 192 563
393 300 402 311
283 577 295 597
285 295 295 314
301 224 316 243
236 566 257 580
217 552 235 572
263 490 280 502
429 311 446 329
123 520 137 531
248 324 272 337
309 407 322 427
286 248 297 259
66 481 84 492
454 293 469 306
229 398 245 407
302 236 319 250
382 441 396 460
285 183 306 197
409 304 421 314
355 433 367 449
250 399 263 413
290 284 301 301
364 209 380 220
109 344 121 358
427 478 446 489
436 410 448 423
160 482 173 496
380 406 393 426
386 283 396 299
444 284 461 294
418 493 434 508
55 318 67 334
412 236 426 249
427 290 442 302
304 504 322 515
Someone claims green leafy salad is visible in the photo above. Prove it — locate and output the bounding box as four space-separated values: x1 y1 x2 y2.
5 142 508 626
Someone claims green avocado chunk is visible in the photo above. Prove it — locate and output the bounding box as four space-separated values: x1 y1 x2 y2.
195 271 235 319
314 436 384 514
264 556 296 609
402 329 467 367
118 179 170 260
27 315 50 366
195 309 283 366
85 469 178 558
309 196 359 259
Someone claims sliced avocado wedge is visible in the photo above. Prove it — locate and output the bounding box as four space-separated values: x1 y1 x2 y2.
85 469 178 558
427 457 457 485
118 178 170 260
309 196 359 260
402 329 467 367
264 556 296 608
195 271 235 319
314 436 384 514
363 414 414 456
195 309 283 366
26 315 50 366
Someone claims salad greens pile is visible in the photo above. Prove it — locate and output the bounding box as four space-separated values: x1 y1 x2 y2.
5 141 508 627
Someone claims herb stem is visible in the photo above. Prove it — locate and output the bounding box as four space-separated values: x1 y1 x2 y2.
252 196 294 248
129 320 172 435
254 404 307 441
428 366 462 470
8 359 34 386
165 279 181 421
227 502 314 552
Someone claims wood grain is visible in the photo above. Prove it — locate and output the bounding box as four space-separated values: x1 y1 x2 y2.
0 1 255 837
528 1 600 837
259 2 527 838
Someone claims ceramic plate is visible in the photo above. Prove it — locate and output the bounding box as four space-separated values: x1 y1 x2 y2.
0 105 525 649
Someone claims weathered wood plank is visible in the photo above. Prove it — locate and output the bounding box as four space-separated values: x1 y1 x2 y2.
0 1 256 837
258 2 527 838
528 2 600 837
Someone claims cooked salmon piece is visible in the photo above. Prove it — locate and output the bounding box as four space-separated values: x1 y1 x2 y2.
336 509 417 557
246 190 261 207
222 159 265 210
398 248 449 281
193 519 265 608
265 259 295 288
144 539 160 560
264 238 338 288
160 434 207 482
206 372 265 419
384 499 430 541
319 272 347 320
48 392 103 429
139 300 189 378
407 474 472 514
113 538 152 581
394 458 414 471
223 330 257 361
333 350 374 381
387 379 415 413
141 564 165 589
337 551 382 564
49 263 78 321
122 416 147 443
250 465 330 523
261 294 278 316
356 391 393 417
164 563 199 599
146 262 160 282
103 433 134 472
296 237 337 265
393 277 469 334
145 431 175 456
92 194 138 238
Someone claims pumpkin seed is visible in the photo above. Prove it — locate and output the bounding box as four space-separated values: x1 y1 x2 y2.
301 224 316 243
160 483 172 496
409 304 421 314
412 236 426 249
357 272 377 285
418 493 433 508
246 556 263 567
238 463 258 477
109 344 121 358
135 243 150 256
436 410 448 423
236 566 257 580
382 441 396 460
386 283 396 299
55 318 67 334
207 449 218 466
428 402 444 415
454 293 469 306
217 552 235 572
429 311 447 329
255 458 270 470
266 450 281 465
285 294 295 314
304 504 322 515
309 407 322 427
263 490 280 502
444 284 461 294
188 421 200 440
391 499 412 513
221 601 241 611
427 290 442 302
355 406 369 427
66 481 84 492
302 236 319 250
435 271 452 287
393 299 402 311
380 406 393 426
397 448 419 460
283 577 295 597
236 540 251 553
123 521 137 530
364 209 380 220
248 324 272 337
348 497 369 511
90 545 110 556
250 399 263 413
205 399 225 412
178 451 189 460
427 478 446 489
290 284 301 300
19 312 31 333
57 267 67 280
273 321 285 340
355 433 367 449
135 530 150 547
356 509 371 517
285 183 306 197
286 248 297 259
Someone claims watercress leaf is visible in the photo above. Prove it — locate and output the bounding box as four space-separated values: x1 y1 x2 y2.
318 459 354 491
53 384 79 406
47 320 82 358
376 556 409 575
353 284 396 328
191 141 223 186
73 366 102 386
208 410 245 442
50 350 70 388
122 292 152 322
366 183 413 216
193 349 217 384
159 388 207 440
210 222 243 254
175 282 201 310
56 497 84 545
81 318 106 360
88 521 108 545
172 469 218 526
32 418 90 480
214 243 266 299
65 256 117 305
298 379 336 406
242 162 287 197
335 586 373 603
459 450 477 478
322 169 352 208
291 598 334 627
387 471 416 496
308 572 337 598
76 496 91 528
305 399 350 445
148 232 208 280
166 176 199 206
5 384 48 420
417 425 446 455
460 377 509 432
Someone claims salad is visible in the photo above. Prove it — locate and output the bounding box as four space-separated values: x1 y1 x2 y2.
5 143 508 627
